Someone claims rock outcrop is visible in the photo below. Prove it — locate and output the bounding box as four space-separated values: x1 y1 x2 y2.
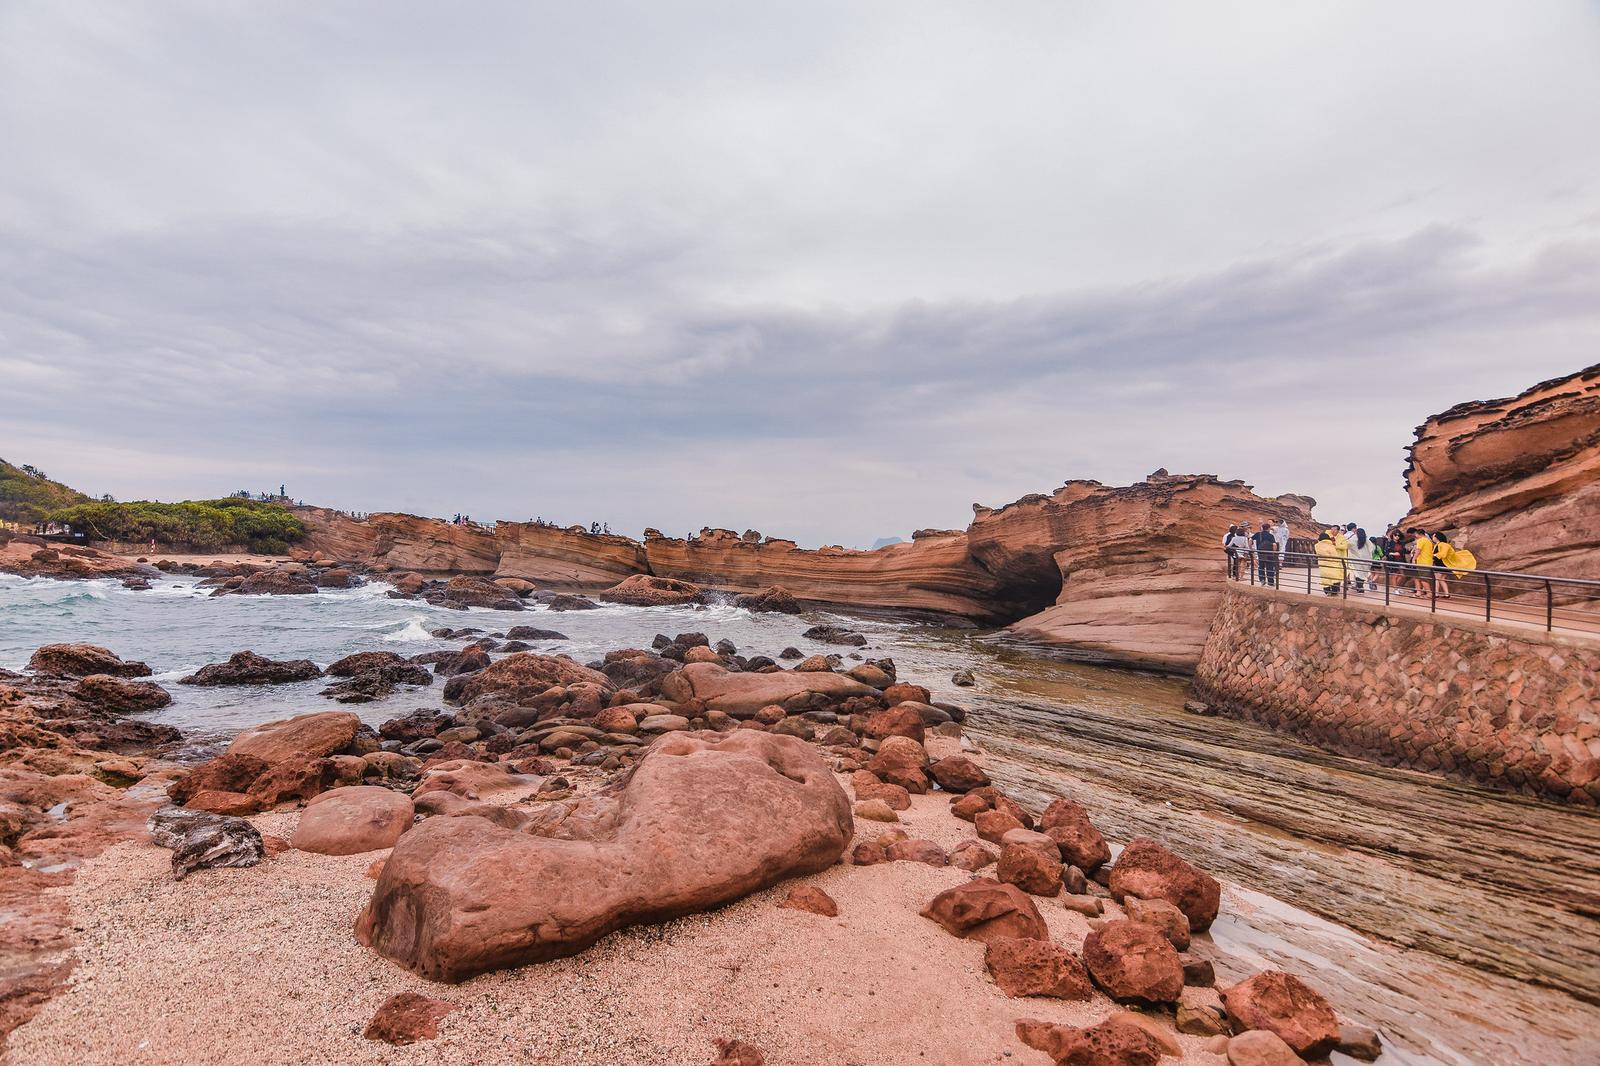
356 731 852 980
980 472 1315 672
1404 364 1600 579
292 472 1311 672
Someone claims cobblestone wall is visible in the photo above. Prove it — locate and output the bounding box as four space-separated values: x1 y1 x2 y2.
1194 586 1600 805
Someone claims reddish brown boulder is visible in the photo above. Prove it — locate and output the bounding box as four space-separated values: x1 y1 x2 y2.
710 1039 767 1066
291 786 415 855
363 992 454 1045
951 792 991 821
328 652 406 676
863 705 925 743
184 790 264 816
71 674 172 714
26 643 152 678
180 651 322 686
1224 1029 1303 1066
168 753 269 806
975 808 1025 843
884 839 949 866
984 936 1093 999
867 735 931 794
657 662 875 716
926 754 989 793
357 731 852 980
1125 895 1192 950
850 770 911 810
998 841 1064 896
226 711 360 766
246 754 338 808
882 682 930 706
1222 970 1341 1056
920 878 1048 944
448 653 612 706
1109 837 1221 932
779 885 838 917
592 706 640 734
1015 1017 1163 1066
950 839 998 871
1082 919 1184 1005
1040 798 1111 873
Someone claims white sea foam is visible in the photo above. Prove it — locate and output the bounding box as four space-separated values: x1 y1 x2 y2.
382 617 435 643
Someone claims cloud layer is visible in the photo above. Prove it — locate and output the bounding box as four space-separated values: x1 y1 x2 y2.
4 2 1598 545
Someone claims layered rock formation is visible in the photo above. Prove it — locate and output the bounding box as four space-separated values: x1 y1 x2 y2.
979 473 1315 672
1403 364 1600 579
293 472 1312 672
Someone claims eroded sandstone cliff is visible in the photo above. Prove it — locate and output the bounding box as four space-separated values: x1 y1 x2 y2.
1403 364 1600 578
294 472 1312 671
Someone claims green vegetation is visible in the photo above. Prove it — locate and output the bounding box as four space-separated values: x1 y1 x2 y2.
0 457 92 525
44 498 306 554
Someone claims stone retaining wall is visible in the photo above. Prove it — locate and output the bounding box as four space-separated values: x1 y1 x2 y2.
1194 585 1600 805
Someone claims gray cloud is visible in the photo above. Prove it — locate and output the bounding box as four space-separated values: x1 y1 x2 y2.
3 2 1599 546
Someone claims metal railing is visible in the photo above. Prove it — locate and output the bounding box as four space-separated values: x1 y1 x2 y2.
1225 548 1600 635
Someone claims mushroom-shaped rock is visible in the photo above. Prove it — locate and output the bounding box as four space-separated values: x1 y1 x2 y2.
357 731 851 981
1082 919 1184 1005
1109 836 1221 932
291 786 416 855
1222 970 1341 1057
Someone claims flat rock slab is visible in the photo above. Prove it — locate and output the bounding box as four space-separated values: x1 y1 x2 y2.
357 731 852 981
659 663 876 717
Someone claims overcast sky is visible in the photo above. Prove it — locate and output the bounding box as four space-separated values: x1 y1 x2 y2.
3 2 1598 546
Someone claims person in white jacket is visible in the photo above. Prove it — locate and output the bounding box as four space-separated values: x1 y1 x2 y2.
1344 523 1372 592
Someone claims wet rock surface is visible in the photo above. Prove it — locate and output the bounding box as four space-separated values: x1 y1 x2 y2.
179 651 323 686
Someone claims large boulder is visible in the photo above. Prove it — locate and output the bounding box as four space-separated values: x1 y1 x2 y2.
919 878 1048 944
658 663 876 717
1015 1017 1163 1066
1221 970 1341 1057
598 575 705 606
732 586 801 613
291 786 415 855
984 937 1093 999
357 731 852 981
232 569 317 595
225 711 360 765
71 674 172 714
168 753 270 806
1109 837 1222 932
446 653 611 706
147 806 265 880
1040 798 1111 873
1081 919 1184 1005
26 643 152 679
327 652 407 676
437 575 525 611
180 651 323 686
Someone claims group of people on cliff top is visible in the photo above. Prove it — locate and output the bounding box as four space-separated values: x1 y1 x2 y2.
1224 521 1477 598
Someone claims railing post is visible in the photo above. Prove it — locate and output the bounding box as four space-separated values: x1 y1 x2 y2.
1484 574 1492 623
1384 560 1391 607
1430 567 1437 613
1341 559 1347 599
1547 580 1554 631
1306 555 1312 596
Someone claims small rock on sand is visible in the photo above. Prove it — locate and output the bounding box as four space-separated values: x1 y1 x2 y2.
363 992 454 1046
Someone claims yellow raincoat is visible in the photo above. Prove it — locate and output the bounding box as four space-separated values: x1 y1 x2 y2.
1314 538 1343 590
1414 535 1435 567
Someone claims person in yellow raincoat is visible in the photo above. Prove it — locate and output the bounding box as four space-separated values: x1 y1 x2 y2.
1314 530 1343 595
1411 529 1435 598
1332 525 1351 590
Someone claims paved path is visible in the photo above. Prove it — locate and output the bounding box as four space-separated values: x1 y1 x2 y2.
1230 564 1600 640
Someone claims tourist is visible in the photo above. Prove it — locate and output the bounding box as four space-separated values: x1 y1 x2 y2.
1314 530 1343 595
1331 525 1351 590
1223 524 1238 578
1345 524 1371 593
1274 517 1290 566
1409 528 1435 598
1430 531 1455 599
1226 525 1252 580
1252 521 1279 587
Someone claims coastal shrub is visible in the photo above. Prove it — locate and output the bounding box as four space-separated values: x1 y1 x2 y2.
43 498 306 552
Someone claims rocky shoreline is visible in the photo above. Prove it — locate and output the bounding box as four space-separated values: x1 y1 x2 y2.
0 615 1382 1064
